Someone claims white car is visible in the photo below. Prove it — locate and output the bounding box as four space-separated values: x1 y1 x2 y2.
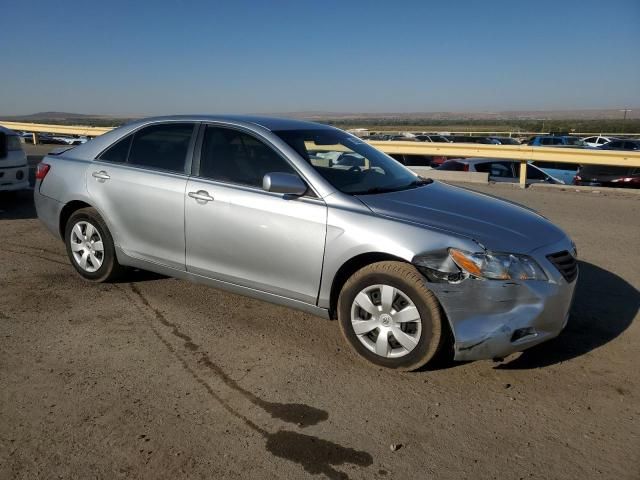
0 127 29 192
581 135 615 148
52 135 88 145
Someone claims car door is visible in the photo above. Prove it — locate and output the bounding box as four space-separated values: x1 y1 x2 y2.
87 122 196 270
184 124 327 304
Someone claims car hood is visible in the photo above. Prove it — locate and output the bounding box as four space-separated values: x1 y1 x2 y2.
356 181 566 254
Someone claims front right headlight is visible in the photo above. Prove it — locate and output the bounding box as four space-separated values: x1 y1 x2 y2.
449 248 547 281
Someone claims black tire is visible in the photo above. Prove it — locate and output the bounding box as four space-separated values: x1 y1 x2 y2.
337 261 444 371
64 207 125 282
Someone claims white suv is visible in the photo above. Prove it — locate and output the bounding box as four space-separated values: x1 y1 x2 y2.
0 126 29 192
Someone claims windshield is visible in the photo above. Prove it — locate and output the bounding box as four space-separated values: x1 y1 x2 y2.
273 129 426 194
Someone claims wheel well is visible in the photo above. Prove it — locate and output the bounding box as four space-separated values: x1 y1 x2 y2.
328 252 456 362
59 200 92 238
328 252 406 319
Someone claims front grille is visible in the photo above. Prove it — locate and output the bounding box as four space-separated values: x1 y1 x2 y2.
547 251 578 283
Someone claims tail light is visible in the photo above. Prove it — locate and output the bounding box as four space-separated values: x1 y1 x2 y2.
35 163 51 180
463 164 469 172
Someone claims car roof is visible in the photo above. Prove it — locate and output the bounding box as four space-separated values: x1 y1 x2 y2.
122 114 331 132
54 115 337 161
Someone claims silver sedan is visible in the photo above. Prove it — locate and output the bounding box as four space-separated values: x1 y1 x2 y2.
34 116 577 370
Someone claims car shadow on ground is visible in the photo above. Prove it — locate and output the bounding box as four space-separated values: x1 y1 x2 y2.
0 190 37 220
497 260 638 369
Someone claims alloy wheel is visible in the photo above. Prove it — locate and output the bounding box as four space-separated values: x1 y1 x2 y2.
350 284 422 358
69 221 104 273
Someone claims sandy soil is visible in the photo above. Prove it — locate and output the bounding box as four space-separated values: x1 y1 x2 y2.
0 185 638 479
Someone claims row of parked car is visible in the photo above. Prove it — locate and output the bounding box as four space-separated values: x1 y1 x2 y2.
20 131 88 145
376 133 639 188
368 133 522 144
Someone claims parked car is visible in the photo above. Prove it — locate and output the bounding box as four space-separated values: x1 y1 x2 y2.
527 135 586 147
447 135 495 143
35 116 577 370
414 135 451 143
0 127 29 192
438 158 564 184
38 134 70 145
485 136 521 145
51 135 88 146
530 161 579 185
581 135 616 148
573 139 640 188
574 165 640 188
388 135 418 141
598 139 640 151
526 136 590 182
389 153 445 167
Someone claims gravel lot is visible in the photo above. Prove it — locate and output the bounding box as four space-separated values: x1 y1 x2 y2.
0 184 638 479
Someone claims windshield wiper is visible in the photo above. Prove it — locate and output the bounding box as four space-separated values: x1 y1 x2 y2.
409 176 433 187
351 177 433 195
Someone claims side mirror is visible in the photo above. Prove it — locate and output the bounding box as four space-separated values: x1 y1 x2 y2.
263 172 307 196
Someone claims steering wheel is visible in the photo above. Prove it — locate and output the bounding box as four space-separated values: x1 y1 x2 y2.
348 165 362 173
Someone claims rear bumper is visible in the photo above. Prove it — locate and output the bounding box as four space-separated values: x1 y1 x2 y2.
0 165 29 191
34 185 64 239
429 238 577 361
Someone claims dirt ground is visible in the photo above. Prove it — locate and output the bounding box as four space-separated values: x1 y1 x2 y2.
0 184 638 479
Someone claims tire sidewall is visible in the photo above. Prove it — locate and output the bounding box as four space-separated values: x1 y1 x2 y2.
64 209 117 282
338 268 440 370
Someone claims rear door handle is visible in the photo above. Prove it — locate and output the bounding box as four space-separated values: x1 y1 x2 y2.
188 190 214 202
92 170 110 180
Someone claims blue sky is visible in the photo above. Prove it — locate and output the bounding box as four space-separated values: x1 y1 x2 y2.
1 0 639 115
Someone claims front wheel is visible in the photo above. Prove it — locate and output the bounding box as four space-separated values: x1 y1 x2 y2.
64 207 124 282
337 261 444 371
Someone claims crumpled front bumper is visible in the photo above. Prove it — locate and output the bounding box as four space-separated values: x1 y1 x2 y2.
428 239 577 361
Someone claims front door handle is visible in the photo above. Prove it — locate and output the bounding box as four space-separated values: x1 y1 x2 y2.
92 170 110 180
188 190 214 202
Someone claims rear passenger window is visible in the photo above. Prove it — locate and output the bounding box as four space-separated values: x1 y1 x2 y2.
127 123 194 173
198 126 296 188
99 135 132 163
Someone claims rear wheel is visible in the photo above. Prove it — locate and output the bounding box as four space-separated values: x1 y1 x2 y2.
64 207 124 282
337 261 443 371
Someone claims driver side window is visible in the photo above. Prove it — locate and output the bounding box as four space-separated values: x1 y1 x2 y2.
198 126 297 188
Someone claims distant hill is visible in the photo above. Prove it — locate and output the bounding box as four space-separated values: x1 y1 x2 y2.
2 109 638 133
3 108 638 122
1 112 135 127
277 108 640 121
4 111 115 120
